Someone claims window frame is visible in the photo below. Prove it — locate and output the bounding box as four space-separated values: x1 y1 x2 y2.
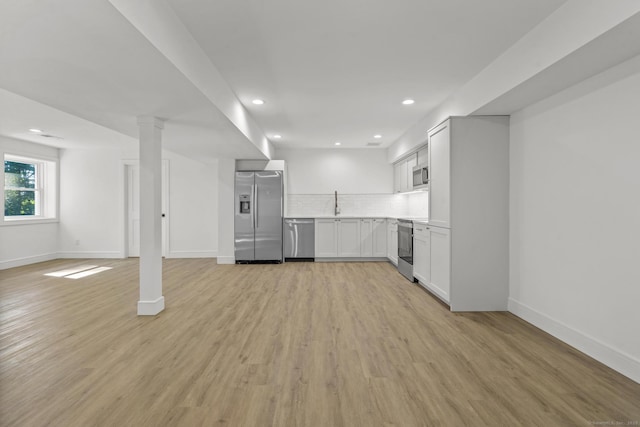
2 153 58 225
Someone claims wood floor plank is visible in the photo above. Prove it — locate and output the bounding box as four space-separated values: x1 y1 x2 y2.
1 259 639 426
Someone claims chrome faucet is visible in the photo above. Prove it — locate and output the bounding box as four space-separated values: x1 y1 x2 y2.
334 190 340 216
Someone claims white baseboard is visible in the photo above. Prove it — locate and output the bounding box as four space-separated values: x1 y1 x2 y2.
509 298 640 384
166 250 217 259
418 280 450 305
137 296 165 316
0 252 58 270
57 251 123 259
1 251 225 268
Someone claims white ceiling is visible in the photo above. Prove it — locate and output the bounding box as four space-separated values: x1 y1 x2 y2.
0 0 567 157
167 0 566 149
0 88 133 150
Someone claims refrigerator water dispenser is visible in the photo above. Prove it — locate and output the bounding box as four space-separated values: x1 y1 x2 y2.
239 194 251 213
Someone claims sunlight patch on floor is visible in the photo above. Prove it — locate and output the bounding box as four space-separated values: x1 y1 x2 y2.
44 265 112 279
65 266 113 279
44 265 98 277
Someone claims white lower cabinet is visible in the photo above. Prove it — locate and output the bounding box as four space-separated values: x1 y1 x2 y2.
315 219 338 257
338 219 361 257
387 219 398 264
412 223 450 304
413 224 430 285
315 218 389 259
372 219 387 257
314 218 361 257
360 219 373 257
428 226 450 303
360 218 387 257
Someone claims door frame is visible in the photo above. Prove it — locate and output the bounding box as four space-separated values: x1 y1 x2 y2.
121 159 170 258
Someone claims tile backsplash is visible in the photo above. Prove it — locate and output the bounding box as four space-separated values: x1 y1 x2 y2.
287 192 428 218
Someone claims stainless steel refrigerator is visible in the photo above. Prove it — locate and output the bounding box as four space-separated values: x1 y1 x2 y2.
234 171 283 263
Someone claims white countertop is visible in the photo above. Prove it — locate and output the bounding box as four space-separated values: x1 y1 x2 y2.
398 217 430 224
286 215 390 219
411 219 429 225
285 216 429 223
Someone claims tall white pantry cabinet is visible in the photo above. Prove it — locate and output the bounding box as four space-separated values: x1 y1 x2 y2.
424 116 509 311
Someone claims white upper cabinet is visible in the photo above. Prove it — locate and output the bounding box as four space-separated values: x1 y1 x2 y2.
417 145 428 165
393 153 417 193
393 160 406 193
406 154 417 190
428 120 451 228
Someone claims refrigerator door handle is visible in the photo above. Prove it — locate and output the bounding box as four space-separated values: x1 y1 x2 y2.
255 183 259 228
250 184 255 229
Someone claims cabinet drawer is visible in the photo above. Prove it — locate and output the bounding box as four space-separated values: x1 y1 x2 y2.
413 224 429 239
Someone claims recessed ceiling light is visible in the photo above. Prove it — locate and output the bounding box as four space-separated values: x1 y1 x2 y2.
402 99 415 105
252 99 265 105
373 134 382 139
335 142 341 146
273 134 282 139
29 128 43 133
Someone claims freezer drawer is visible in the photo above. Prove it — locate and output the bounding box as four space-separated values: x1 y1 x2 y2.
284 218 315 260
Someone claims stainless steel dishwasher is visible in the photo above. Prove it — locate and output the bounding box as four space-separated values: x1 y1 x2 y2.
284 218 315 261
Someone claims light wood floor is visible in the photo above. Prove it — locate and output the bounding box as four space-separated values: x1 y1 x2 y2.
1 259 639 426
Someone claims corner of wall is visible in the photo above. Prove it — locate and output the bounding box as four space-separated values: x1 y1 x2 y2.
509 298 640 384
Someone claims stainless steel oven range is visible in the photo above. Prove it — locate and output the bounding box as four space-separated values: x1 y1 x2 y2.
397 219 415 282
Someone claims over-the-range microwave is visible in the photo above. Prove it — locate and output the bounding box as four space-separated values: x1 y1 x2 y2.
412 163 429 190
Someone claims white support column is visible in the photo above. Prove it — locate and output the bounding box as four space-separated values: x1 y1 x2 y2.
137 116 165 315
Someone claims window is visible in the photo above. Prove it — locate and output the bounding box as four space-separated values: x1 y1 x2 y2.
4 158 40 216
3 154 57 222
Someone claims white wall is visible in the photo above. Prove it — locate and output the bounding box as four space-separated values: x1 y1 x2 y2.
58 148 123 257
0 222 58 269
276 148 429 218
509 58 640 383
166 153 218 257
57 147 219 259
216 158 235 264
286 192 428 218
276 148 393 194
287 194 406 218
0 137 59 269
